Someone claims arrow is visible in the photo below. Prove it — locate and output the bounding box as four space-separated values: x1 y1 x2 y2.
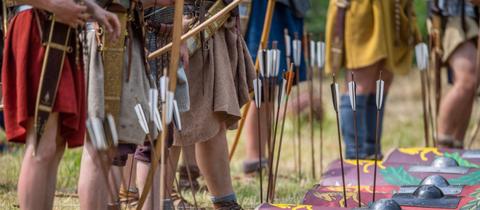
348 72 362 207
415 43 431 147
317 40 325 176
253 47 264 202
330 74 347 207
372 71 385 202
292 32 302 180
86 116 120 207
271 65 294 203
228 0 276 163
136 0 184 208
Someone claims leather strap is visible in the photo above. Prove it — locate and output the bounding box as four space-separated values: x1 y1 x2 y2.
186 0 231 55
34 14 72 152
330 0 348 72
101 11 128 120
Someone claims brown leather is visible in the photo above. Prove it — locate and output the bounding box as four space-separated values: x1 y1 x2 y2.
34 14 72 143
330 0 348 72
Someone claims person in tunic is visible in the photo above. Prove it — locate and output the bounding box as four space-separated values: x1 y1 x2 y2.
162 0 256 209
325 0 420 159
433 1 480 148
242 0 310 174
77 0 172 208
2 0 120 209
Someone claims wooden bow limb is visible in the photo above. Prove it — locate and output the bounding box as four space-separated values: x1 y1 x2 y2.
228 0 276 162
148 0 243 60
270 66 294 203
137 0 184 209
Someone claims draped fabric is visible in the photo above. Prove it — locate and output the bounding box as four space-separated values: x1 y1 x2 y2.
2 10 86 147
325 0 420 75
173 18 256 146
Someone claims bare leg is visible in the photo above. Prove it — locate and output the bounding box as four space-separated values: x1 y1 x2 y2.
122 155 137 191
344 62 393 95
78 139 109 210
196 126 234 197
137 160 160 210
438 42 478 142
180 145 197 168
18 113 65 210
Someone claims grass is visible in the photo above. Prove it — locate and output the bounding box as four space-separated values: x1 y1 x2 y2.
0 1 478 209
2 70 480 209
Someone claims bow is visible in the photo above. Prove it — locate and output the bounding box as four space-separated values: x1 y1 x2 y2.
136 0 184 209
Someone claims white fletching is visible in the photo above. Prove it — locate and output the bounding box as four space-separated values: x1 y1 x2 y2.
253 78 262 108
285 33 291 57
317 41 326 69
153 108 163 132
134 104 150 134
267 50 274 78
148 89 159 120
415 43 429 71
106 114 119 146
159 76 169 103
86 119 99 149
279 78 287 105
293 39 302 67
348 81 357 111
173 100 182 131
92 117 107 150
330 83 340 112
274 49 281 76
166 91 174 124
310 40 316 67
258 49 265 77
376 80 385 110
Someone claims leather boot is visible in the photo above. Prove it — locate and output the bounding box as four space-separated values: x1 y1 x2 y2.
364 93 386 159
340 94 368 159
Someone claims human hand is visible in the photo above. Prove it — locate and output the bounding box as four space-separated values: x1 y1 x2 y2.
49 0 89 28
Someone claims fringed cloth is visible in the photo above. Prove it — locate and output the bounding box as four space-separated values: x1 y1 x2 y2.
173 17 256 146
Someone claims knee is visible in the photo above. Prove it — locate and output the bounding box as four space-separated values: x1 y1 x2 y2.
27 145 65 166
455 70 478 93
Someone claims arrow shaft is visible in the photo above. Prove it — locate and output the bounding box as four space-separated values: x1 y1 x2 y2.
352 110 362 207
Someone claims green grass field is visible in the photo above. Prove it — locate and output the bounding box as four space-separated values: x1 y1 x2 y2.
1 1 479 209
3 70 479 209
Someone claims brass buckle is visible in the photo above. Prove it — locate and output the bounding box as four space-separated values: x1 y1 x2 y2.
336 0 349 8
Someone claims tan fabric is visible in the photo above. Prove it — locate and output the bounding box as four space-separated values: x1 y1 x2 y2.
85 29 151 145
441 16 478 62
325 0 420 75
173 18 256 146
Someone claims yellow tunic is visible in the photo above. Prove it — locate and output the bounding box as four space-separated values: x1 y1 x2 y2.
325 0 420 75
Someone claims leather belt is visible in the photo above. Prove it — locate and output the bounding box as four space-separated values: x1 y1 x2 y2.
34 14 73 153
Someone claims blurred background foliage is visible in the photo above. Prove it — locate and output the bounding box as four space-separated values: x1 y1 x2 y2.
305 1 428 41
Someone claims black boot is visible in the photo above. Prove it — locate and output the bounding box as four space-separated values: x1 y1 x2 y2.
340 94 368 159
364 93 386 159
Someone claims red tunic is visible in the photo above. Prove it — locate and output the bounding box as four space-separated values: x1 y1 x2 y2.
2 9 86 148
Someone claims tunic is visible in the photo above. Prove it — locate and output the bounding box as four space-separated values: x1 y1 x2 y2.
84 23 151 145
2 9 86 147
173 17 256 146
325 0 420 74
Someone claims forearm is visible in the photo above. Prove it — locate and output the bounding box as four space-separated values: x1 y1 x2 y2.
16 0 56 11
142 0 173 9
